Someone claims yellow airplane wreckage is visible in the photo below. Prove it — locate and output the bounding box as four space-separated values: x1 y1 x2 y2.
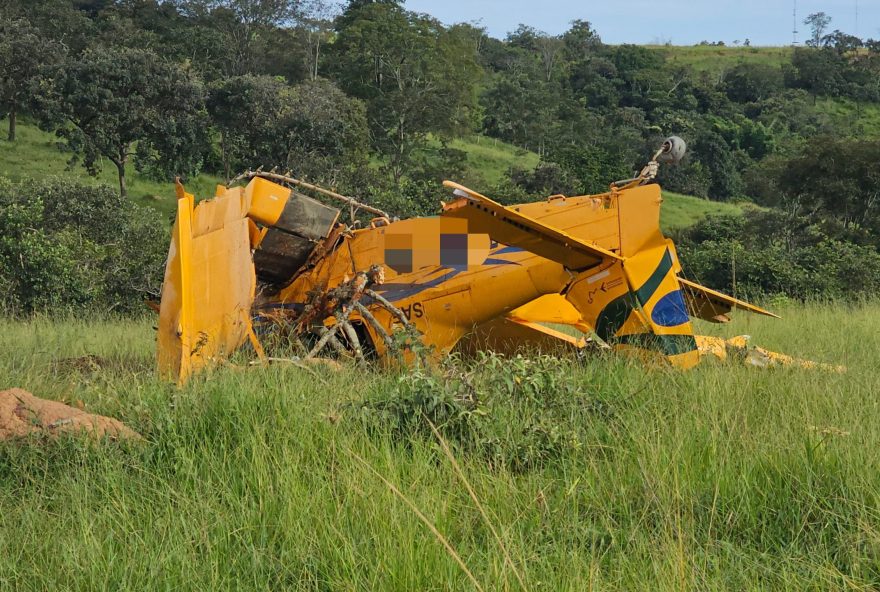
156 137 834 383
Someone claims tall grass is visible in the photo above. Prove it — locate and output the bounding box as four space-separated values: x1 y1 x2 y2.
1 304 879 590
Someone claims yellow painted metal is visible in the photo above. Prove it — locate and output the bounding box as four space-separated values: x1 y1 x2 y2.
157 182 257 384
696 335 844 371
620 242 699 369
244 176 291 226
455 316 586 356
679 277 780 320
509 294 592 334
442 181 622 269
615 184 667 256
157 175 793 379
512 194 621 253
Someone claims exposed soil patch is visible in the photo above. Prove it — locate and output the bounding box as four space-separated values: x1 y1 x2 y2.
52 354 153 376
53 354 108 374
0 388 140 441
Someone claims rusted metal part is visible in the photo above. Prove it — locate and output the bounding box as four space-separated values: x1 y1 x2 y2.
274 191 340 239
252 190 340 286
253 230 316 283
304 223 346 270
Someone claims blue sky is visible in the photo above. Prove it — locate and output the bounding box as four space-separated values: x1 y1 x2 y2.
404 0 880 46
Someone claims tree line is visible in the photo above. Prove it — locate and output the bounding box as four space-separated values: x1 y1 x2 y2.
2 0 880 311
1 1 878 204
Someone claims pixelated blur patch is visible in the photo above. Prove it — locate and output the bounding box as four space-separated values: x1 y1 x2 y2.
383 219 489 273
440 233 468 268
385 249 413 274
384 231 413 273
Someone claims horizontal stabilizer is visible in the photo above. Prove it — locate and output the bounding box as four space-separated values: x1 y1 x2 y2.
441 181 621 271
679 277 779 321
454 316 587 356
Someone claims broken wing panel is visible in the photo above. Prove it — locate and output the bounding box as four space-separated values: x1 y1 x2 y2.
509 294 592 333
678 277 779 322
157 186 256 384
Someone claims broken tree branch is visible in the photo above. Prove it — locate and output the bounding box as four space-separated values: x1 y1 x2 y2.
229 170 389 218
355 302 395 351
365 289 413 329
339 320 366 364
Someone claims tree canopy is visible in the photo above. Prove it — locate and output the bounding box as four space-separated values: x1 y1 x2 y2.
40 47 208 197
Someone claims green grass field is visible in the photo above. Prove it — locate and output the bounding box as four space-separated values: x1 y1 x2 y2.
815 98 880 138
447 135 541 186
1 302 878 590
660 191 746 229
0 119 224 212
651 45 793 75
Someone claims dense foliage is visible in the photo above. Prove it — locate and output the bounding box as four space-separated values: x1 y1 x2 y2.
1 0 875 199
675 137 880 300
675 210 880 301
0 178 166 314
37 47 209 197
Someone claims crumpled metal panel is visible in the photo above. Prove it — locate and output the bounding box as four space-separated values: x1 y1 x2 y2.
253 191 339 285
157 184 255 384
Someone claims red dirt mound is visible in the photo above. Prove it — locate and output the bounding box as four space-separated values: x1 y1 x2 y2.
0 388 140 441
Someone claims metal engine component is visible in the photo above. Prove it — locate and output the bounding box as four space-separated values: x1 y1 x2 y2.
657 135 686 164
253 192 339 285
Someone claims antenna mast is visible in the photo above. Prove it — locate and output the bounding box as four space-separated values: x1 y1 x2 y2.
792 0 799 46
855 0 859 38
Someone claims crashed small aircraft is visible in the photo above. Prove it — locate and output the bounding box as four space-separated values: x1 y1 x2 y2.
156 137 824 383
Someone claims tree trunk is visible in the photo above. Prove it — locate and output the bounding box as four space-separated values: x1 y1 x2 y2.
313 38 320 80
221 130 229 181
7 107 15 142
115 159 127 199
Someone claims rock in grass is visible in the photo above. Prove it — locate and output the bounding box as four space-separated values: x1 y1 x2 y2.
0 388 140 441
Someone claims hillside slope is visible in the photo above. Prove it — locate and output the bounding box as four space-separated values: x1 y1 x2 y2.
0 121 223 213
0 119 744 230
649 45 792 75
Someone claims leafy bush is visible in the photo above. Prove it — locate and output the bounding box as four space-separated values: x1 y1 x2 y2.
350 352 613 471
675 209 880 300
0 177 167 314
546 143 634 195
723 63 784 103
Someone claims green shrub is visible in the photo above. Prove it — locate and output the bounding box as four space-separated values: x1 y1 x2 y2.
675 209 880 300
0 177 167 314
350 352 613 471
